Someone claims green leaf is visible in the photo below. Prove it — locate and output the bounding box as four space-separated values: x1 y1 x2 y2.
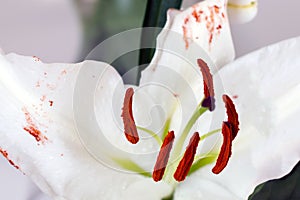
248 161 300 200
138 0 182 81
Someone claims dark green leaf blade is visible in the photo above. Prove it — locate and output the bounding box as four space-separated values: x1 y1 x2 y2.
248 161 300 200
138 0 182 71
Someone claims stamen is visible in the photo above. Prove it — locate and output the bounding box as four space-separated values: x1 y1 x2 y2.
212 122 232 174
121 88 139 144
223 94 239 139
197 59 215 111
174 132 200 182
153 131 175 182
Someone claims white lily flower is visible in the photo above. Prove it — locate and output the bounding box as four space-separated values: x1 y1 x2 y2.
0 1 299 200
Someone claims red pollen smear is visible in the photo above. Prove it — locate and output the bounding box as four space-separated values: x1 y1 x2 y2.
0 149 20 170
22 108 48 143
223 95 239 139
174 132 200 182
121 88 139 144
152 131 175 182
197 59 215 111
212 122 232 174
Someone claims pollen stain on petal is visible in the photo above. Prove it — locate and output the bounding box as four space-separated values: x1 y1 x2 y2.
152 131 175 182
197 58 215 111
174 132 200 182
0 148 20 170
121 88 139 144
223 94 239 139
212 122 232 174
22 107 48 143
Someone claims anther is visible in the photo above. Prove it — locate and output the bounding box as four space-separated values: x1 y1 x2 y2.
174 132 200 181
197 59 215 111
121 88 139 144
152 131 175 182
212 122 232 174
223 94 239 139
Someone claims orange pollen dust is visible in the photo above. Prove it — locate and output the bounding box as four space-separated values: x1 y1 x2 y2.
197 58 215 111
152 131 175 182
0 149 20 170
174 132 200 182
22 107 48 143
121 88 139 144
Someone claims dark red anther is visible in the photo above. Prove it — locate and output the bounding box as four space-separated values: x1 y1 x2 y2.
174 132 200 182
212 122 232 174
223 94 239 140
121 88 139 144
152 131 175 182
197 59 215 111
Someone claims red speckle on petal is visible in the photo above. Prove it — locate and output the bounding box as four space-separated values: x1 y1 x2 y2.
40 95 46 102
33 56 40 62
121 88 139 144
184 17 189 24
212 122 232 174
232 95 238 99
61 70 67 75
192 9 201 22
22 107 48 143
174 132 200 182
46 83 57 90
0 148 20 170
153 131 175 182
182 4 225 50
214 5 220 13
36 81 41 88
182 25 190 49
49 100 54 107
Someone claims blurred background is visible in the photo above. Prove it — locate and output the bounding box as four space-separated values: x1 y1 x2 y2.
0 0 299 199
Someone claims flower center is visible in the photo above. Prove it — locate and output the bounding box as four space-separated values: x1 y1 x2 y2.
120 58 240 184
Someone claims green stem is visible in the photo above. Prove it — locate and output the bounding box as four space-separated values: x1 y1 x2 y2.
137 126 162 145
162 192 174 200
188 153 218 176
112 157 152 178
162 117 172 139
173 105 208 156
201 128 221 140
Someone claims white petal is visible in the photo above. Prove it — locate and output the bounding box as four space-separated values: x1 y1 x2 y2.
140 0 234 138
0 54 172 199
175 36 300 199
